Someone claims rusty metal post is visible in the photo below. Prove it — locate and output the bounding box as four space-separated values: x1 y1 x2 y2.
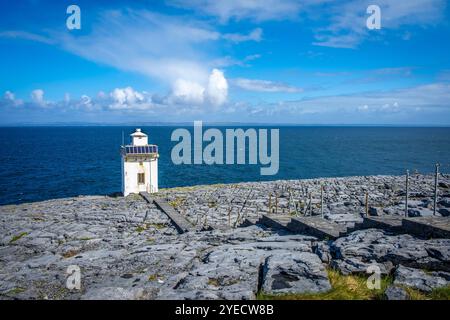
309 193 312 216
268 193 272 214
275 193 278 214
321 185 324 218
405 169 409 217
365 192 369 217
434 163 440 215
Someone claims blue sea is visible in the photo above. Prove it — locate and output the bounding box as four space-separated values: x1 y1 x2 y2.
0 126 449 205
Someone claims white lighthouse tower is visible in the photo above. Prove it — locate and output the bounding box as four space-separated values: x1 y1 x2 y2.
121 128 159 196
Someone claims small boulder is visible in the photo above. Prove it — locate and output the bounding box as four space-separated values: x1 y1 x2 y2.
385 285 410 300
439 208 450 217
438 198 450 208
368 207 380 216
393 265 449 293
262 251 331 295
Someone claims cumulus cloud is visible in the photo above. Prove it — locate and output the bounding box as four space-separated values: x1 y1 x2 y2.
110 87 146 109
2 91 23 107
31 89 46 106
206 69 228 106
170 79 206 105
1 83 450 124
169 69 228 107
232 78 304 93
4 91 15 101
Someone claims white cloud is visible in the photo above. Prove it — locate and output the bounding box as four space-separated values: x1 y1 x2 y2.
207 69 228 107
167 0 304 22
31 89 46 106
107 87 156 111
54 10 220 85
358 105 369 111
2 91 23 107
169 68 228 107
170 79 206 105
1 83 450 124
223 28 263 43
0 30 53 44
233 78 304 93
211 54 262 68
252 83 450 118
4 91 15 101
312 0 446 48
64 93 71 103
111 87 144 107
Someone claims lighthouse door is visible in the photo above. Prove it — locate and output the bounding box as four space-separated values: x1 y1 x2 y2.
137 171 146 192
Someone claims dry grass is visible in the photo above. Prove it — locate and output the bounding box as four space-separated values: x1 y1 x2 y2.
258 268 450 300
258 269 391 300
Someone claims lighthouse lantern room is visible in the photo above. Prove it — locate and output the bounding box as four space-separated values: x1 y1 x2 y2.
121 128 159 196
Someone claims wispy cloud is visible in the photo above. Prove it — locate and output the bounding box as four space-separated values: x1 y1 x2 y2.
247 83 450 122
167 0 304 22
312 0 447 48
0 30 54 44
232 78 304 93
223 28 263 43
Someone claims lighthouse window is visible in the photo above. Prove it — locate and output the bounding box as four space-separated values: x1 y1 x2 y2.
138 173 145 184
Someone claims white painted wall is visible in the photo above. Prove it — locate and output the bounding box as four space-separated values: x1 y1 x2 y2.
150 158 158 193
132 135 148 146
122 156 158 196
122 129 158 196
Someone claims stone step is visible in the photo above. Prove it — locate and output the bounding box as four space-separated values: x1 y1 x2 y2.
362 216 405 233
402 216 450 239
260 214 347 240
239 217 259 227
253 213 450 240
288 217 347 240
260 214 292 229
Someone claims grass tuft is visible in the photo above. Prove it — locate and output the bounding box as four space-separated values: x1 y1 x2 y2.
258 268 391 300
9 232 28 244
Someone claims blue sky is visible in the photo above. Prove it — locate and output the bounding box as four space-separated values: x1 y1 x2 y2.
1 0 450 124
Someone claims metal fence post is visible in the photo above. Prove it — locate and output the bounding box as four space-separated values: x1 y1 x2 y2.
434 163 440 216
365 192 369 217
268 193 272 214
405 169 409 217
309 193 312 216
275 193 278 215
321 185 324 218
